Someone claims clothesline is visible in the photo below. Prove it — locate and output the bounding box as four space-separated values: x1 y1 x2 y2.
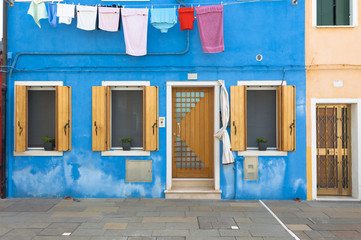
28 1 226 56
22 0 286 7
118 0 286 8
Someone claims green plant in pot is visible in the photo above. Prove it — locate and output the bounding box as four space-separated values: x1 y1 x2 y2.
120 138 133 151
42 136 55 151
256 136 269 151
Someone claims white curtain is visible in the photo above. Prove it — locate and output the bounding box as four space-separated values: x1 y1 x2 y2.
214 80 234 165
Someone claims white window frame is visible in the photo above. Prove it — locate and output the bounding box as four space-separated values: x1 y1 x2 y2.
14 81 63 157
237 81 288 157
246 86 278 150
101 81 150 157
312 0 358 27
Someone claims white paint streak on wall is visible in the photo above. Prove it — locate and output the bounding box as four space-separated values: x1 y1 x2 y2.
237 158 286 198
13 151 165 197
222 164 235 199
293 178 306 194
297 95 306 116
151 176 163 198
151 155 162 163
12 166 65 197
74 166 147 197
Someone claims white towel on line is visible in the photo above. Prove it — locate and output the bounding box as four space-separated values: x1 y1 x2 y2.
57 3 75 25
76 5 97 31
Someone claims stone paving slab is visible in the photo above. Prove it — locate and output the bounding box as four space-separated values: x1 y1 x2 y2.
265 200 361 240
103 223 128 230
1 198 361 239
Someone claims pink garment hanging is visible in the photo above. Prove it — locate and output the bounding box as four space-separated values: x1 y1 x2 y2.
98 7 120 32
195 5 224 53
121 8 149 56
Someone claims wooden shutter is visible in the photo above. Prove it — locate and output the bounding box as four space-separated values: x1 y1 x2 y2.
230 86 247 151
143 86 159 151
15 85 27 152
336 0 350 25
277 85 296 151
56 86 71 151
92 86 110 151
317 0 334 26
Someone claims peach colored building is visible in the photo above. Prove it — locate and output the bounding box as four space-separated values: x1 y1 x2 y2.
306 0 361 200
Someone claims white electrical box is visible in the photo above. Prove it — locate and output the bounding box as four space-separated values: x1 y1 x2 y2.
244 156 258 181
159 117 165 128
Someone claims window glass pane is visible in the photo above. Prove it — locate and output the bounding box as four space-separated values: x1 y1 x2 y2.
317 0 334 26
247 90 276 148
112 90 143 148
335 0 350 25
28 90 55 148
317 0 350 26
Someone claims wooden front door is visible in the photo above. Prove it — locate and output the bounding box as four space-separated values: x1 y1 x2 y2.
316 104 351 196
172 87 214 178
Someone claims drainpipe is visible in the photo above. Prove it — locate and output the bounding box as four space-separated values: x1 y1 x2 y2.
1 0 8 199
233 156 243 199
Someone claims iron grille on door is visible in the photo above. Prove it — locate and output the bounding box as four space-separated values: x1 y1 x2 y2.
316 105 351 196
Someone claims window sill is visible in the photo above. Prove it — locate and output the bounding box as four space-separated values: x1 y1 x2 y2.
101 150 150 156
13 150 63 156
238 150 287 157
315 25 356 28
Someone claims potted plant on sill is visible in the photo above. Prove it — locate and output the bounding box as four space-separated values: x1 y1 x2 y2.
256 136 269 151
120 137 133 151
42 136 55 151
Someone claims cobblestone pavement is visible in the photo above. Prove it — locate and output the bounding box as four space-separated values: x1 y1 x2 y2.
0 198 360 240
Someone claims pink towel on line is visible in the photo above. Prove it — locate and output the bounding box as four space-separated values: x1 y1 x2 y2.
121 8 149 56
195 5 224 53
99 7 120 32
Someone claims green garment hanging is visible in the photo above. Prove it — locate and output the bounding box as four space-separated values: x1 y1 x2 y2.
27 0 48 28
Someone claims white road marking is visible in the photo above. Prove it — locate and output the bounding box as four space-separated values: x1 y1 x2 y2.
259 200 300 240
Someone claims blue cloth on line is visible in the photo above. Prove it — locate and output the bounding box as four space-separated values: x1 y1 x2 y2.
47 3 57 27
150 8 177 33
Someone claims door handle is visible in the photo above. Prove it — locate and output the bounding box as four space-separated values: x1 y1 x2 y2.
233 121 236 135
177 122 181 137
18 121 23 136
94 121 98 136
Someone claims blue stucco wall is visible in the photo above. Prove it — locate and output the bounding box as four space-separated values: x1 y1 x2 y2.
6 0 306 199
